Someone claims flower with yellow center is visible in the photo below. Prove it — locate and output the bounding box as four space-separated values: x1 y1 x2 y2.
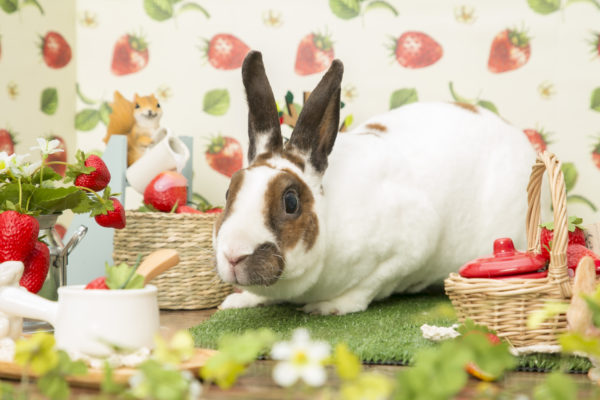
271 328 330 387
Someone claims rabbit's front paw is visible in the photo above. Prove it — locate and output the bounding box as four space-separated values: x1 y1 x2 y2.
219 291 271 310
302 297 368 316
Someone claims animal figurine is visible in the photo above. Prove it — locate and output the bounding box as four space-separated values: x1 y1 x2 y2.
104 91 163 165
213 51 536 315
0 261 24 339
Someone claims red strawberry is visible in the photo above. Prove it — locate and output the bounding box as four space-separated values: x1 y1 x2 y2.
144 171 187 212
44 135 67 176
567 244 600 271
204 34 250 70
203 207 223 214
75 155 111 192
176 205 202 214
0 211 39 263
523 128 551 153
40 31 71 69
592 137 600 170
54 223 67 239
295 32 335 76
539 217 587 261
488 28 530 73
205 136 243 178
111 34 149 76
85 276 109 290
95 198 126 229
392 31 442 69
0 129 17 155
20 241 49 293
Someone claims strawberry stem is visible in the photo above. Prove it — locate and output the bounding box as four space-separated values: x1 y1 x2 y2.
75 185 105 203
119 254 143 289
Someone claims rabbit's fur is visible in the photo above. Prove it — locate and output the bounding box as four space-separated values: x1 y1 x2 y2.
213 51 536 315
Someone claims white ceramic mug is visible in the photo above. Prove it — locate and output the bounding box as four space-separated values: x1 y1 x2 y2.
126 127 190 194
0 285 160 357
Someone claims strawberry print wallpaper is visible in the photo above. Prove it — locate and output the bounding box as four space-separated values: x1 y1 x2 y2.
3 0 600 225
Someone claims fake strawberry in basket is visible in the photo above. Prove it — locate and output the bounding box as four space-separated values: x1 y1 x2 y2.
143 171 188 212
539 216 586 261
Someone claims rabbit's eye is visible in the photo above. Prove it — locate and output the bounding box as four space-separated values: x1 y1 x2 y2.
283 190 299 214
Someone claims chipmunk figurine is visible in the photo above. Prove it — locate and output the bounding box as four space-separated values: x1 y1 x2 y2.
104 91 163 165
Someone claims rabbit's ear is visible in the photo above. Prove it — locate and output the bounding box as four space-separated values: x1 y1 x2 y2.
242 51 283 163
287 60 343 174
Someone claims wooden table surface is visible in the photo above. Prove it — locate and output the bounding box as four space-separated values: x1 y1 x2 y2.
2 308 598 399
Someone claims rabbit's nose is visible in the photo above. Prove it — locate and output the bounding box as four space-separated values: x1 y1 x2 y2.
226 254 248 267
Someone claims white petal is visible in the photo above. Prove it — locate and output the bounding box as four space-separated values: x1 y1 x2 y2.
292 328 311 345
272 362 299 387
36 138 47 149
271 342 292 360
307 342 331 362
300 365 327 387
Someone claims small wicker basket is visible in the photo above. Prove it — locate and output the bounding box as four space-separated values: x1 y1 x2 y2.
445 151 575 348
113 211 233 310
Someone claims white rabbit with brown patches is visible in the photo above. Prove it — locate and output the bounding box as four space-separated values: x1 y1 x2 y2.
213 51 536 315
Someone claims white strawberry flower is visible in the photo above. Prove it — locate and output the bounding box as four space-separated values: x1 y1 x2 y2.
0 152 11 173
271 328 331 387
31 137 63 156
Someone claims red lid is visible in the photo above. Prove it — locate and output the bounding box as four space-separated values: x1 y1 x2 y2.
459 238 548 278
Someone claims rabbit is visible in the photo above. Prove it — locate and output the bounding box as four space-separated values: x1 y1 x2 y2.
213 51 537 315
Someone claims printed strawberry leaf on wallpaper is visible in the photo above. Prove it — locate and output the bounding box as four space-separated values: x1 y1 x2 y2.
389 88 418 110
22 0 44 14
75 109 101 131
527 0 561 14
203 89 230 116
329 0 397 20
41 88 58 115
176 2 209 18
449 82 499 115
99 102 113 126
590 88 600 112
0 0 17 13
560 162 598 212
476 100 498 114
144 0 209 22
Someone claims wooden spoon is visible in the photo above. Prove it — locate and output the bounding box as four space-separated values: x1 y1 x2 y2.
136 249 180 285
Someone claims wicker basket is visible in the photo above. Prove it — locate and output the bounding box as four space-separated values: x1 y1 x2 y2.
445 151 574 348
113 211 233 310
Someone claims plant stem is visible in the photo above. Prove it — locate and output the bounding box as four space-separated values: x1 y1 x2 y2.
75 185 105 203
18 177 22 210
40 155 47 185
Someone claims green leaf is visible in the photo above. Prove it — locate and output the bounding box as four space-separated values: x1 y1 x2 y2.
38 374 70 400
14 332 58 375
105 259 145 290
176 2 210 18
101 362 127 395
567 194 598 212
0 0 18 13
527 0 561 14
333 343 361 380
144 0 174 21
591 88 600 112
30 187 87 215
329 0 361 19
75 109 101 131
133 359 192 399
527 301 569 329
476 99 499 115
364 0 398 16
32 166 62 183
389 88 418 109
533 371 577 400
22 0 43 14
75 83 98 105
561 162 577 192
41 88 58 115
203 89 230 115
448 81 470 103
567 0 600 9
99 102 112 126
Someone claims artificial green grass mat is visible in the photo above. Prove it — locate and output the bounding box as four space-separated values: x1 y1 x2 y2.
190 294 591 372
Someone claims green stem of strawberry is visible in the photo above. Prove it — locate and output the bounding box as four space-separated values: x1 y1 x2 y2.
18 177 22 210
120 254 143 289
75 185 106 203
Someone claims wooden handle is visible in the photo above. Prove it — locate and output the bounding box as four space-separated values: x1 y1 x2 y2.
137 249 180 285
525 151 571 298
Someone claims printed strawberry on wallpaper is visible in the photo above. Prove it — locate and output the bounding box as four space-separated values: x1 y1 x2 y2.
448 82 499 115
201 34 250 70
391 32 442 69
40 31 72 69
329 0 398 20
75 84 112 132
295 31 335 76
0 0 43 14
592 136 600 170
523 128 552 153
488 28 531 73
0 129 17 155
279 90 353 132
205 135 243 178
203 89 230 116
144 0 209 22
40 87 58 115
560 162 597 212
111 33 149 76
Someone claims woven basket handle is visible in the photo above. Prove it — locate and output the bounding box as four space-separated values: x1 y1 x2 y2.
525 151 571 298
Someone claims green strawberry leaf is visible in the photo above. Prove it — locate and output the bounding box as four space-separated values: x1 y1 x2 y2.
75 83 98 105
527 0 561 14
203 89 230 116
144 0 174 21
32 167 62 183
30 187 87 215
533 371 577 400
41 88 58 115
476 99 499 115
364 0 399 16
75 109 101 131
137 203 159 212
389 88 418 109
567 194 598 212
98 102 112 126
101 362 127 395
561 162 577 192
0 0 18 13
590 87 600 112
105 259 144 290
329 0 361 19
175 2 210 18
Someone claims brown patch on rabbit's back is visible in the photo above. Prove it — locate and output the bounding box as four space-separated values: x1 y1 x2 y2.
214 171 245 236
263 170 318 252
365 123 387 132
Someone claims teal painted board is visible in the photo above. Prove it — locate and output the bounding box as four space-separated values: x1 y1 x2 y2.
66 135 127 285
180 136 194 203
